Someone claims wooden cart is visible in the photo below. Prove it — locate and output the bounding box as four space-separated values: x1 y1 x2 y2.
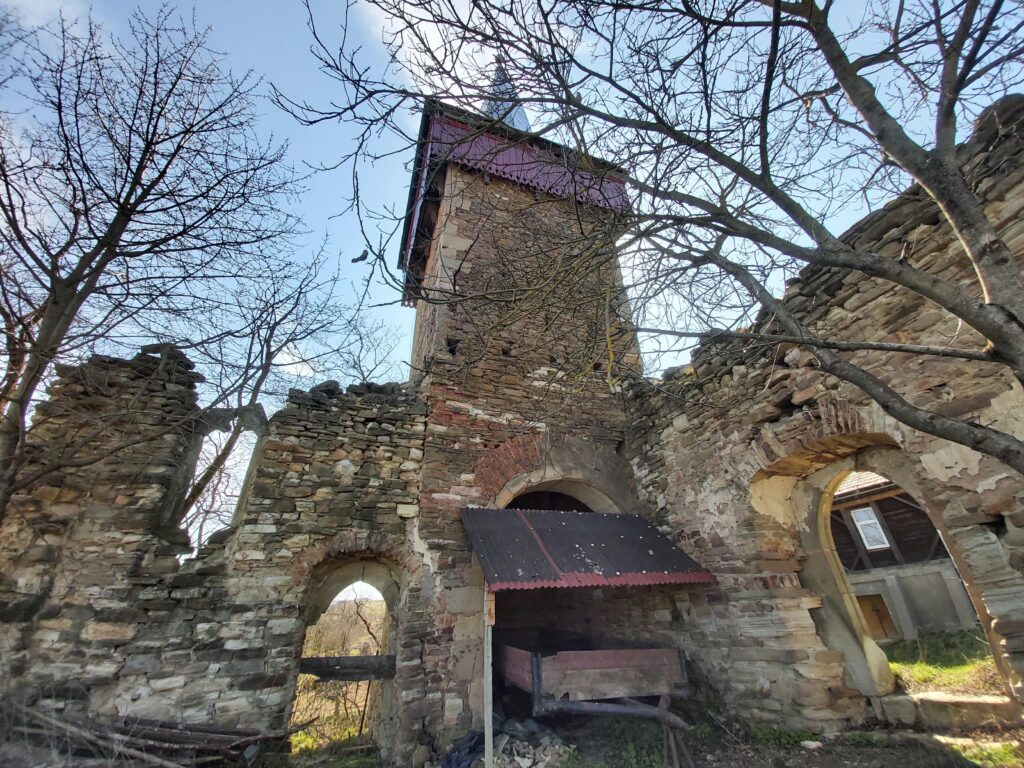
497 644 689 701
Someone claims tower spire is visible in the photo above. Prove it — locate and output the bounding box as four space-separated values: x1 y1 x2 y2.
482 56 531 132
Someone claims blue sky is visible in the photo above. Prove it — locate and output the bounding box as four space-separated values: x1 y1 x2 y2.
5 0 419 377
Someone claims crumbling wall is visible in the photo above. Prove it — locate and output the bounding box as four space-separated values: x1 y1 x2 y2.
0 360 434 763
0 348 203 708
627 100 1024 731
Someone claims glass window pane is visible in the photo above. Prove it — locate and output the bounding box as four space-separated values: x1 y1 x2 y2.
851 506 890 551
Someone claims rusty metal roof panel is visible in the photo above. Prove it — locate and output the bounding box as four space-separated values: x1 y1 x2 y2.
425 116 629 212
834 471 893 499
461 508 715 591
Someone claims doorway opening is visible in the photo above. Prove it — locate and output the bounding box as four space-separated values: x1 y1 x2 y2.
827 471 997 696
291 564 398 759
506 490 593 512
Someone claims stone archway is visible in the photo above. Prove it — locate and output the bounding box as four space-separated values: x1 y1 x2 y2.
293 556 406 761
495 474 622 513
474 432 635 513
751 439 1020 703
851 446 1018 698
751 459 896 698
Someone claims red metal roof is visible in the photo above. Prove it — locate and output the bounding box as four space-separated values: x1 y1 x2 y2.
834 471 893 499
424 116 629 212
461 508 715 591
398 100 629 302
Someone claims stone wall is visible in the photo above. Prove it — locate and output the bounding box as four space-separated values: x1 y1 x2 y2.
0 348 202 705
8 100 1024 765
625 99 1024 731
0 158 654 766
0 364 436 763
404 163 647 737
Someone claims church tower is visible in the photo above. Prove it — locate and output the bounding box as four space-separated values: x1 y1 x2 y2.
396 85 644 739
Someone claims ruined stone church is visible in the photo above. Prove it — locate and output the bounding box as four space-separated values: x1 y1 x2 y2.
3 92 1024 766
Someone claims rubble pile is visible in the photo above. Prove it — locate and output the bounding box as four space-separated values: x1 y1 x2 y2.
430 717 575 768
491 731 573 768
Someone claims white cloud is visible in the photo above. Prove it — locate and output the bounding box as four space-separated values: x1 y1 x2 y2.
1 0 87 27
274 345 318 378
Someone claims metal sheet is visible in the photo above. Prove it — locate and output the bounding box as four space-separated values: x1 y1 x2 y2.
426 116 629 212
462 508 715 591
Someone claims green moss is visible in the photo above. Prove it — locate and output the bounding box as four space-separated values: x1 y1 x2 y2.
748 724 818 747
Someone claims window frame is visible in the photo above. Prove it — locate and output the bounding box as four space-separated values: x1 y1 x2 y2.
849 505 892 552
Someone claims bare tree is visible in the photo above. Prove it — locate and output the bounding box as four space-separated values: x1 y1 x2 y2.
281 0 1024 476
0 9 395 524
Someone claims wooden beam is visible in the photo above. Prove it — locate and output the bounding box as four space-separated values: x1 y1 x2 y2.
484 588 495 768
299 655 395 681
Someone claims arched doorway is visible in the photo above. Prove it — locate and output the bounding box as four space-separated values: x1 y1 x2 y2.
826 471 998 698
290 559 402 760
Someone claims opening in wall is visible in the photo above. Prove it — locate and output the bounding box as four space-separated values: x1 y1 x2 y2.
292 560 402 760
825 471 996 698
507 490 593 513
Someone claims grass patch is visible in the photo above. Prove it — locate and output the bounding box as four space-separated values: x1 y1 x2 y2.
887 631 1003 695
841 730 888 747
748 724 817 747
557 718 663 768
950 742 1024 768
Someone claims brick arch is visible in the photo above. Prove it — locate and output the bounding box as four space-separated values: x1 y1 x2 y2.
474 432 636 512
749 397 897 480
473 433 545 500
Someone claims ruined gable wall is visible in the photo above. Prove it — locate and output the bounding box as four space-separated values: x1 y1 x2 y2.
627 102 1024 731
0 362 433 764
0 349 204 708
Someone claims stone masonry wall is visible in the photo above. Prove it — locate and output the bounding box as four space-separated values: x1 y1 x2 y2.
0 348 203 709
626 98 1024 731
406 163 648 739
14 103 1024 762
0 368 435 764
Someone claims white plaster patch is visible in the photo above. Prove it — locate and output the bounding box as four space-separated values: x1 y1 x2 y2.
920 444 982 483
750 475 799 528
333 459 356 480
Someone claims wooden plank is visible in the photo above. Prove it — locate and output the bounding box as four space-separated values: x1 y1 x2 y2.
545 648 680 671
548 666 683 701
497 645 534 692
484 588 494 768
299 655 395 681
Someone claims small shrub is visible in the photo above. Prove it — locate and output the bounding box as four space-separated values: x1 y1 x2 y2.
688 721 714 748
559 747 603 768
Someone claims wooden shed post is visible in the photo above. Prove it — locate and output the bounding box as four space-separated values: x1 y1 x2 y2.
484 587 496 768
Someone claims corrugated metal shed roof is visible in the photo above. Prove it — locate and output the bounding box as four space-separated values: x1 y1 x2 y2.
461 508 715 591
835 471 893 499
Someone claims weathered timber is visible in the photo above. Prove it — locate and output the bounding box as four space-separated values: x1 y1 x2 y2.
498 644 687 700
299 654 396 681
